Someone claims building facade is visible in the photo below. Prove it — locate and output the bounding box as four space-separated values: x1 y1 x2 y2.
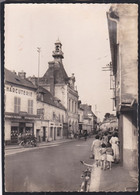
5 69 38 144
107 4 138 171
5 69 66 144
38 40 79 135
35 86 66 142
78 102 96 134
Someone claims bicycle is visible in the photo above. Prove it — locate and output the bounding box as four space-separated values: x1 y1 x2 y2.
80 161 92 192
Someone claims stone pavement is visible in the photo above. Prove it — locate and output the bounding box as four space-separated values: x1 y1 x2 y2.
89 162 138 192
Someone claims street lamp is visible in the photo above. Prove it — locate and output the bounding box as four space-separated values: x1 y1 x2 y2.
37 47 41 87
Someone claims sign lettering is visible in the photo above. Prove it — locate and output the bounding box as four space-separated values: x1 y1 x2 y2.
6 86 32 97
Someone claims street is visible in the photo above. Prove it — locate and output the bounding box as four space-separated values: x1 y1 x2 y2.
5 137 94 192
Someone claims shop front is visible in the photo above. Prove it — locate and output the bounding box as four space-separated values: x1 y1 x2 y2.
34 120 49 142
48 121 63 141
5 112 38 144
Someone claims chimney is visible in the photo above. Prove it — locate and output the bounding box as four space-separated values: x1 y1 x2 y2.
48 62 55 96
18 70 26 79
28 76 38 86
89 105 92 111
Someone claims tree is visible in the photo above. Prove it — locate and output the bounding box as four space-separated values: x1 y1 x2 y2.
104 113 111 120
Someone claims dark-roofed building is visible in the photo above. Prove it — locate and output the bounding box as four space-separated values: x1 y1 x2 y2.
5 68 38 144
5 68 67 144
78 100 97 135
35 86 66 141
80 104 95 134
34 40 79 135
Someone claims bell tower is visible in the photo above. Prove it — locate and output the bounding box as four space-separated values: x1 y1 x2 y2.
52 39 64 63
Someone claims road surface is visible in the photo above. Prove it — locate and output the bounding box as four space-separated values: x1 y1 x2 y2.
5 137 94 192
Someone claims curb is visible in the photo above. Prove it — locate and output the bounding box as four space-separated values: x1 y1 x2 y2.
5 138 75 150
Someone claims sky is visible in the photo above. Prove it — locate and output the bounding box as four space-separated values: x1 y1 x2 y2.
4 3 115 121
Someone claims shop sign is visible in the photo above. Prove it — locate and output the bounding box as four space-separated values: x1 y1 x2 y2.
6 86 32 97
6 115 21 119
11 123 19 126
24 117 34 120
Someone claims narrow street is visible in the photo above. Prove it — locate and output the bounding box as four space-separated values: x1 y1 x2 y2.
5 138 94 192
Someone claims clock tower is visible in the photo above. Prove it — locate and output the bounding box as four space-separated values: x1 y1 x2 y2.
52 39 64 63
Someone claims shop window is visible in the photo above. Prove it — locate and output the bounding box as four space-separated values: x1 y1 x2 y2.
14 97 21 113
11 127 18 143
28 99 33 114
57 127 61 136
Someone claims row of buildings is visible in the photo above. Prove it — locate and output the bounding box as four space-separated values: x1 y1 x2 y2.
100 114 118 132
5 40 97 144
107 4 138 172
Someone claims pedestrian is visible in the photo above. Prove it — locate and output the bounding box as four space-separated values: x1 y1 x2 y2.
106 143 114 170
91 135 102 167
99 143 107 170
102 132 108 146
84 130 88 141
109 132 120 163
99 132 103 141
18 133 22 144
107 131 112 143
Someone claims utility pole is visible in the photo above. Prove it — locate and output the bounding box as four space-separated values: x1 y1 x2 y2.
37 47 41 88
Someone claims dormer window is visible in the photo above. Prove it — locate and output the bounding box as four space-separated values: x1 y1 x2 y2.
37 93 44 101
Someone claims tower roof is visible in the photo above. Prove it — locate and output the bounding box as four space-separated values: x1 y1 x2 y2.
55 38 62 45
42 61 69 84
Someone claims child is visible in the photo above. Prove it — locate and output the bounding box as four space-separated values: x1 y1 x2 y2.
102 132 108 146
106 143 114 170
99 143 107 170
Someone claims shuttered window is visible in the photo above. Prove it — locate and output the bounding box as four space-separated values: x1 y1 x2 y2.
14 97 21 113
28 100 33 114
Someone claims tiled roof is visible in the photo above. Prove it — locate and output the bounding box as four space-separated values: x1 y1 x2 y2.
37 86 66 111
41 61 69 84
5 68 37 90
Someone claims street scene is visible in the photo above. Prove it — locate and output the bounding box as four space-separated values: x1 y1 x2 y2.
4 3 138 192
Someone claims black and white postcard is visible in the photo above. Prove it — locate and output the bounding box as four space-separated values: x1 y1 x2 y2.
3 3 138 193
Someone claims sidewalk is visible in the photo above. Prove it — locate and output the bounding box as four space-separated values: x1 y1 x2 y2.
5 138 75 150
89 162 138 192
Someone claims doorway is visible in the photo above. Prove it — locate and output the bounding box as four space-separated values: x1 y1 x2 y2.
54 127 56 140
43 127 46 141
36 129 41 142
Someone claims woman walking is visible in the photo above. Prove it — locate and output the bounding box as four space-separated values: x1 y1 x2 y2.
91 135 102 167
109 132 120 163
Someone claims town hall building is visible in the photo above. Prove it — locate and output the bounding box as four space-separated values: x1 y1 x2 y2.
38 40 79 135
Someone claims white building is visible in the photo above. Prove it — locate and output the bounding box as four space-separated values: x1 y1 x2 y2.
5 69 38 144
35 86 66 142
